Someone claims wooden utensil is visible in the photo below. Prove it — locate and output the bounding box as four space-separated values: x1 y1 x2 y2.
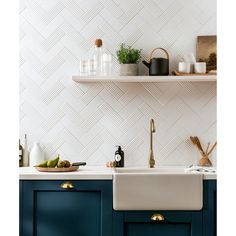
194 136 205 155
207 142 217 156
205 142 210 154
190 136 216 167
190 136 205 155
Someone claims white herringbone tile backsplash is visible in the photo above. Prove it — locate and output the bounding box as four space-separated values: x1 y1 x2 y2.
20 0 216 166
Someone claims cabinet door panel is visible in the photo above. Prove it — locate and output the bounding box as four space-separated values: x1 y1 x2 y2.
125 223 190 236
35 191 100 236
21 180 112 236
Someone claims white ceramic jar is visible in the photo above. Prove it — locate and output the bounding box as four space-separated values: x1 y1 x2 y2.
178 62 191 73
29 142 44 167
194 62 206 74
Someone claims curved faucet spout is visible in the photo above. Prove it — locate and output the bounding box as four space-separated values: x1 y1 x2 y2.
150 119 156 133
149 119 156 168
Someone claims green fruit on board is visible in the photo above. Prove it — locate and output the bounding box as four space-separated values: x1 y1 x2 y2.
47 156 59 168
36 160 48 167
57 160 66 168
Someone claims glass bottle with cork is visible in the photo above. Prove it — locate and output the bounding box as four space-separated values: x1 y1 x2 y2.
93 39 112 76
93 39 103 76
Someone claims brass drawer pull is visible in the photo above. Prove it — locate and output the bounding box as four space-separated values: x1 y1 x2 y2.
150 214 165 221
60 182 74 189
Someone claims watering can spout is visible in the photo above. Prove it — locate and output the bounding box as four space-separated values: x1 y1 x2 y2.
142 60 150 68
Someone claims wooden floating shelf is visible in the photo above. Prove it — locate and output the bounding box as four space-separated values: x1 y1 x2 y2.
72 75 217 83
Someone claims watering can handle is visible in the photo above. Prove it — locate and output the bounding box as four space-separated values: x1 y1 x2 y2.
148 48 169 62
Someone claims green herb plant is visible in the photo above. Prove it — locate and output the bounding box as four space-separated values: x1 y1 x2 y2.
116 43 142 64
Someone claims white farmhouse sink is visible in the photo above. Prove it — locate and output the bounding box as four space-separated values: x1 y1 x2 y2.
114 167 184 173
113 167 203 211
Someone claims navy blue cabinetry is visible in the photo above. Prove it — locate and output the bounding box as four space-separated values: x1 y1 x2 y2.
203 180 217 236
113 180 216 236
20 179 216 236
113 211 202 236
20 180 112 236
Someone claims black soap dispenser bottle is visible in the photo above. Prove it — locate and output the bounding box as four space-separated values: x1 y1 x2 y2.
115 146 124 167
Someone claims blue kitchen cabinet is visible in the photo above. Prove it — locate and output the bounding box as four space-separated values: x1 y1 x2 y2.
113 211 202 236
113 180 216 236
203 180 217 236
20 180 112 236
20 179 216 236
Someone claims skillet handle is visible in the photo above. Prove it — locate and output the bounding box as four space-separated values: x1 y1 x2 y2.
72 162 87 166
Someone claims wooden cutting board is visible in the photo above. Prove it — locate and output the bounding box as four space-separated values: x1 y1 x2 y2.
35 166 79 172
172 70 216 76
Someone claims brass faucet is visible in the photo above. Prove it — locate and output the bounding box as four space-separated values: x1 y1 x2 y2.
149 119 156 168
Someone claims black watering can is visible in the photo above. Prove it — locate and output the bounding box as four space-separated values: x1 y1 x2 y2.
142 48 169 76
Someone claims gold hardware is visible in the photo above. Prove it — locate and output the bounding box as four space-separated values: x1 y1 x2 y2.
60 182 74 189
151 214 165 221
149 119 156 168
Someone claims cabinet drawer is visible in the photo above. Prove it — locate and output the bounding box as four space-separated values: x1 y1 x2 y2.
114 211 202 236
124 211 195 222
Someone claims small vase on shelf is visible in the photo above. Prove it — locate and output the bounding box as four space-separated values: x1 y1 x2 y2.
29 142 44 167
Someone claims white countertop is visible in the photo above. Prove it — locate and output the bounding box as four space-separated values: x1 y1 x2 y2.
19 166 114 180
19 166 216 180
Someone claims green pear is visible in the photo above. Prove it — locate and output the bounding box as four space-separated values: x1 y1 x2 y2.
57 160 66 168
36 160 48 167
47 156 60 168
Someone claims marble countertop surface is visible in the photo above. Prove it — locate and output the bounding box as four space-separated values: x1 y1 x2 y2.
19 166 216 180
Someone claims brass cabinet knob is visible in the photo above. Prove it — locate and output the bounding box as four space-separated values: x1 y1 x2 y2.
150 214 165 221
60 182 74 189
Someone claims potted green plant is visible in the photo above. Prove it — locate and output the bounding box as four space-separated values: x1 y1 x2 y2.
116 43 142 76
